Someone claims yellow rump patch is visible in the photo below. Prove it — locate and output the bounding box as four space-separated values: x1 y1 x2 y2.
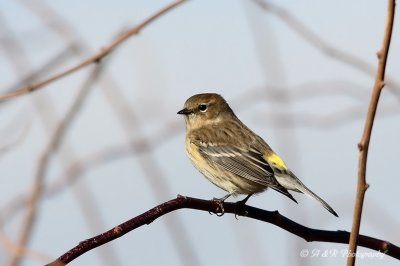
266 153 288 171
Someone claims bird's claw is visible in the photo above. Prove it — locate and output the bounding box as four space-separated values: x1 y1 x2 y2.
236 194 253 205
211 198 225 216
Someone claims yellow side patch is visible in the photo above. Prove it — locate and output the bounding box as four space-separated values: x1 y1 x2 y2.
266 153 288 171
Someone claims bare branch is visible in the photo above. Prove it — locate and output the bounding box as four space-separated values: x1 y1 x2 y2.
0 228 51 264
348 0 396 265
98 84 200 263
0 10 122 265
3 45 77 95
0 109 30 156
10 64 105 266
252 0 400 99
2 87 399 225
0 120 180 225
13 2 196 262
253 102 400 129
45 195 400 266
0 0 187 101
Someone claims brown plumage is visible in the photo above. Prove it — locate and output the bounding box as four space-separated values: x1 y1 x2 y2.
178 93 338 217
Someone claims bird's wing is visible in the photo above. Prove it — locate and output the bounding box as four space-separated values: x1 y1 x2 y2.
198 143 297 203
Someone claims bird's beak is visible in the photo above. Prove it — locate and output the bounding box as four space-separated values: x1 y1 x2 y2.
177 108 192 115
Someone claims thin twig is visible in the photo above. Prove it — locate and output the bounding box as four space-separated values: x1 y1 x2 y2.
3 45 77 96
253 102 400 129
348 1 395 265
0 0 187 101
0 228 51 264
12 4 199 263
45 195 400 266
0 11 120 265
2 91 399 224
0 121 180 224
1 11 122 265
0 109 30 156
10 64 105 266
98 79 200 264
252 0 400 99
8 4 193 261
243 4 303 263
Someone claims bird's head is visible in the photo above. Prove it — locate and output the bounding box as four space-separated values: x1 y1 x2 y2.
177 93 233 129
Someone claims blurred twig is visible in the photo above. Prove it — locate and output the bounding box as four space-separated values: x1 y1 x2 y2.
10 64 105 266
237 81 370 105
98 74 200 264
1 11 122 266
334 195 400 240
0 16 78 98
252 101 400 129
0 121 181 224
0 109 30 156
243 3 302 263
0 11 121 265
45 195 400 266
2 45 77 95
348 0 395 265
252 0 400 99
3 86 399 223
0 228 51 264
0 0 187 101
20 0 200 260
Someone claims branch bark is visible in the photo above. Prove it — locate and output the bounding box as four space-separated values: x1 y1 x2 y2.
46 195 399 266
348 1 396 265
0 0 187 101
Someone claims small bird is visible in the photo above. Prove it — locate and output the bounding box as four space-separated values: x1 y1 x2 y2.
178 93 338 217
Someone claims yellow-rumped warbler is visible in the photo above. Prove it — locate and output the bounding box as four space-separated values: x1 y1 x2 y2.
178 93 338 217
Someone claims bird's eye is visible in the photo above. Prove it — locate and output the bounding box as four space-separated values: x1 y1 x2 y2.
198 104 208 112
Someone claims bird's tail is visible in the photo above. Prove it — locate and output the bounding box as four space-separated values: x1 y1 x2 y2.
296 181 338 217
276 173 338 217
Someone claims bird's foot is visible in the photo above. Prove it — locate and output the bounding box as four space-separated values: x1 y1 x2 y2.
232 194 253 219
209 194 231 216
235 194 253 205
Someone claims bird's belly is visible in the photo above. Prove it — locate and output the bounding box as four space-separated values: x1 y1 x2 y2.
204 170 266 195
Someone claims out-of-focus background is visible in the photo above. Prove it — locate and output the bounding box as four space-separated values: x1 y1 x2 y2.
1 0 399 265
